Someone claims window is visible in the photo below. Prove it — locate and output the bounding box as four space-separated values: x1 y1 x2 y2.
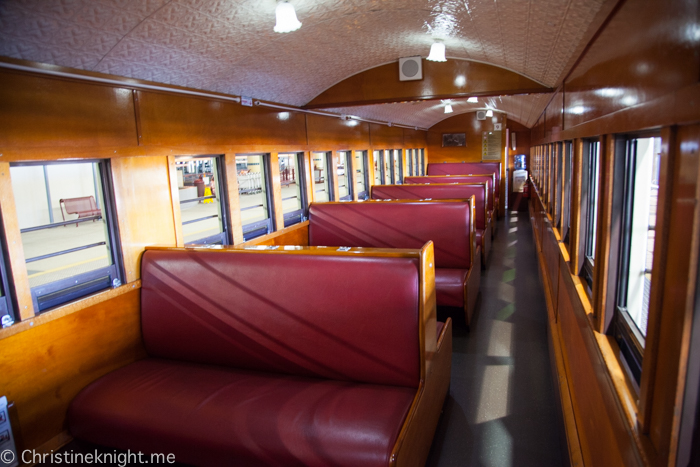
373 150 384 185
420 149 425 175
338 151 353 201
175 155 229 245
312 152 334 202
394 149 403 184
407 149 414 176
581 139 601 290
555 142 563 228
279 153 308 227
237 154 274 241
613 136 662 383
354 150 368 200
385 150 393 184
10 160 123 313
562 141 573 244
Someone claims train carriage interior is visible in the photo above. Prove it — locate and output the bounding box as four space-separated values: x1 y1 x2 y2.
0 0 699 465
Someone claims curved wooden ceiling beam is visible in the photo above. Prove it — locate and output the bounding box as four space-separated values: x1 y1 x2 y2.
304 59 553 110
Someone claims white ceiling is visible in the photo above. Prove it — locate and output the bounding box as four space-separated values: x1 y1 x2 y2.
0 0 612 128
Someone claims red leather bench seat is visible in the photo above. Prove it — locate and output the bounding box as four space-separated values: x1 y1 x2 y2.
70 359 415 467
309 201 481 324
404 175 497 237
371 183 491 266
427 162 501 213
69 247 448 467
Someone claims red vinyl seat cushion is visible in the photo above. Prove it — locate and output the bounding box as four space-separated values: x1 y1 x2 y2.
69 359 416 467
435 268 469 308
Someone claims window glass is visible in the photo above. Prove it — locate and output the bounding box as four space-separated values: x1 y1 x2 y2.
555 142 563 227
355 150 368 199
394 150 403 184
175 156 228 245
420 149 425 175
312 152 332 202
0 237 14 327
237 155 273 240
385 150 393 184
10 161 122 312
407 149 414 176
338 151 352 200
374 150 384 185
614 136 662 383
562 141 573 244
279 153 307 227
581 140 601 290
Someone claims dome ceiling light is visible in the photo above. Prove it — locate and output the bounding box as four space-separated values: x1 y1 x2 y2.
427 42 447 62
468 97 478 103
444 104 454 113
274 1 301 33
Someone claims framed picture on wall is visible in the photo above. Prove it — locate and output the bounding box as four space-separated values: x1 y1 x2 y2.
442 133 466 147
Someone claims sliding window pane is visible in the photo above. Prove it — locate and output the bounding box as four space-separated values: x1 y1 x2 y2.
555 142 563 228
580 140 601 290
10 161 122 312
407 149 413 176
420 149 425 175
338 151 353 201
385 150 393 184
355 151 368 199
374 150 384 185
312 152 332 201
176 156 228 245
279 153 307 227
562 141 573 244
237 155 273 240
394 149 403 184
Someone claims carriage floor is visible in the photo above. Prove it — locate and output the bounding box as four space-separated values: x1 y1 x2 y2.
427 209 566 467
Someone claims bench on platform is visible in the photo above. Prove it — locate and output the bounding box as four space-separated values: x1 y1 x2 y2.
308 200 481 325
404 175 497 237
371 183 492 267
68 244 451 467
59 196 102 226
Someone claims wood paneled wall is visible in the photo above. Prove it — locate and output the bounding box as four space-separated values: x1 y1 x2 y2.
0 64 428 455
0 287 146 453
426 111 507 162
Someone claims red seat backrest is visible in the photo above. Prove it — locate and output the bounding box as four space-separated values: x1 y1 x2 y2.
140 249 421 388
427 162 501 196
309 200 473 269
371 183 488 231
404 176 494 212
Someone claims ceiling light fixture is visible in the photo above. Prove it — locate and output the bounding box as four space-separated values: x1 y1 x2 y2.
485 109 494 117
274 1 301 33
427 42 447 62
468 97 478 103
444 104 453 113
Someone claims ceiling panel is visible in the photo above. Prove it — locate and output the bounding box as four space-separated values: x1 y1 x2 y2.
0 0 612 128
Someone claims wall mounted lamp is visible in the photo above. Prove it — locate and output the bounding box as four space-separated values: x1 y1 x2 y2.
427 42 447 62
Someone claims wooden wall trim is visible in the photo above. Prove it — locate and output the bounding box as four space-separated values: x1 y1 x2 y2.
167 155 185 247
0 161 33 320
224 153 245 245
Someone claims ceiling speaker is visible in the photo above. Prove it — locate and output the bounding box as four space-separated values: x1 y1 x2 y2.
476 110 487 120
399 56 422 81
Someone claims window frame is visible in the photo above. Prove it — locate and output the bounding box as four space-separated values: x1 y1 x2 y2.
355 150 369 200
0 221 16 327
580 139 601 292
177 154 231 246
611 135 662 385
11 159 125 313
338 151 353 201
239 153 276 242
562 141 573 244
281 152 309 228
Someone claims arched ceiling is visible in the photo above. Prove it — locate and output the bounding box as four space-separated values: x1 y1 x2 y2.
0 0 615 128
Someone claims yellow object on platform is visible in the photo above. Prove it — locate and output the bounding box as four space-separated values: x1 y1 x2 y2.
203 187 214 204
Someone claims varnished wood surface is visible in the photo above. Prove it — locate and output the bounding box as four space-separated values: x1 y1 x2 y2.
0 162 33 319
224 154 245 244
306 113 371 149
305 59 551 109
240 221 310 247
269 152 286 232
427 112 507 162
648 124 700 460
0 289 146 452
146 243 427 258
369 123 405 149
111 156 178 282
0 70 138 149
167 155 185 247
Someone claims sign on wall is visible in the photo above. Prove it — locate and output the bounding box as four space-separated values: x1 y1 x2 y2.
482 131 502 160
